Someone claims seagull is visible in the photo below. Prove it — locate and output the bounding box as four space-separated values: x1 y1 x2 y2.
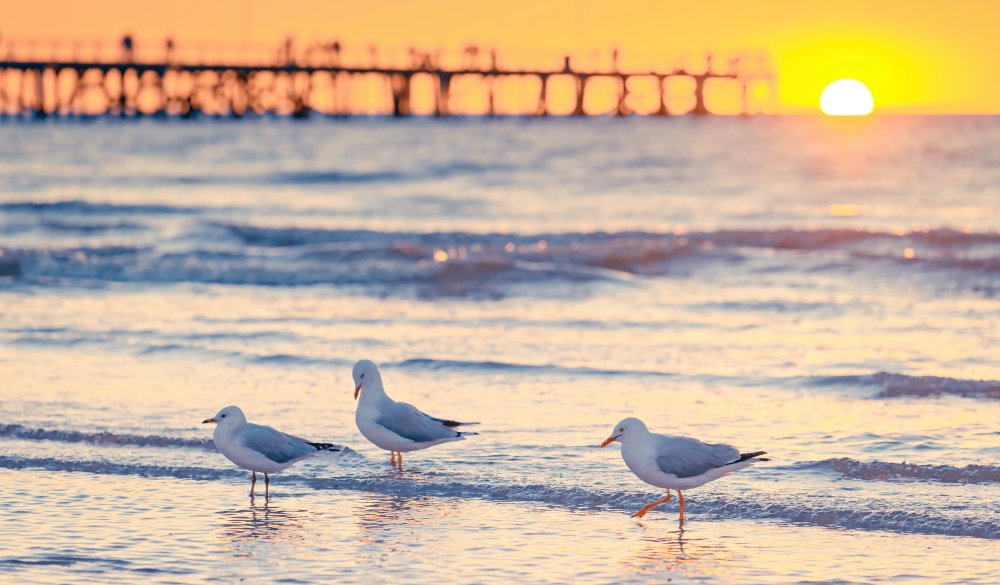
600 417 767 526
202 405 340 497
352 359 478 468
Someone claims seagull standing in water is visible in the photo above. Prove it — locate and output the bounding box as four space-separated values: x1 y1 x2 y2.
203 405 340 497
600 417 768 526
352 360 478 469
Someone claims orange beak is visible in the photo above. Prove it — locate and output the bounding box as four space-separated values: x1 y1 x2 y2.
600 435 621 448
202 418 218 424
354 384 361 400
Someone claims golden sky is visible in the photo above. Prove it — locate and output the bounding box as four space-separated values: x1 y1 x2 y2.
3 0 999 113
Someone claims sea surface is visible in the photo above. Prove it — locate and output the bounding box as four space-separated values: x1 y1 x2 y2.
1 115 999 584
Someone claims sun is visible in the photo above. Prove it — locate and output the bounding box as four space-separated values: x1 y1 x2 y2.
820 79 874 116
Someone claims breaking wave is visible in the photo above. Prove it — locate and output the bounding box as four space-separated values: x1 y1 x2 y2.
0 200 198 215
816 458 1000 484
3 421 996 537
2 224 997 296
868 372 1000 399
0 424 351 454
392 358 674 377
807 372 1000 399
3 325 996 402
0 455 995 539
0 423 218 451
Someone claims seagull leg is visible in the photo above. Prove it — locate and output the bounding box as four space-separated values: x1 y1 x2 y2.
678 490 685 528
631 490 671 518
265 473 270 499
398 452 403 470
391 451 396 466
250 471 257 497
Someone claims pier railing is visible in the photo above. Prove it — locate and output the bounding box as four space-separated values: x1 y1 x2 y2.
0 36 775 118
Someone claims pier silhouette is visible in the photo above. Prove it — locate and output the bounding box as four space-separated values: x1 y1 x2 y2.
0 36 774 119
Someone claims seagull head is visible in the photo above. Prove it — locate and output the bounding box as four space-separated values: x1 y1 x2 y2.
352 359 382 400
202 405 247 428
600 417 648 448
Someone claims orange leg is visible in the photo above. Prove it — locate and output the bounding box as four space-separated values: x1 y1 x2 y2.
678 490 685 527
390 451 396 466
398 452 403 470
250 471 257 497
631 490 671 518
264 473 270 499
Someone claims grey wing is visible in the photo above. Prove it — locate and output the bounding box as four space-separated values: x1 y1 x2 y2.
654 435 740 479
376 402 459 443
240 424 320 464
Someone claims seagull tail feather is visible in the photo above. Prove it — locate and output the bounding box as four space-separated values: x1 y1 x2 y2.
438 419 481 427
728 451 768 465
306 442 342 452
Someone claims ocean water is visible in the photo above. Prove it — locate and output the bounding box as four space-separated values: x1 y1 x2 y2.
1 115 999 584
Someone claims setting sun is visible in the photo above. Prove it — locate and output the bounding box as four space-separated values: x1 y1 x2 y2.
820 79 875 115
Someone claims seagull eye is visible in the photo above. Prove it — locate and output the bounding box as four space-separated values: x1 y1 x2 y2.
221 414 226 418
360 374 365 378
620 428 624 432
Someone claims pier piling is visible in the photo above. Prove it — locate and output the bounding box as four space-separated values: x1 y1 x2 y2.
0 37 773 118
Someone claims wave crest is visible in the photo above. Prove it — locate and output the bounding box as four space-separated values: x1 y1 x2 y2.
869 372 1000 399
816 457 1000 484
1 423 218 451
806 372 1000 399
2 225 998 295
1 455 995 539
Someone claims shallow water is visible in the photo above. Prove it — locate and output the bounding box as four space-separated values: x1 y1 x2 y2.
1 116 999 583
3 470 999 585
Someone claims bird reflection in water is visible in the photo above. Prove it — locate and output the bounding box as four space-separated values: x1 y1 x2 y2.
217 500 308 557
624 524 737 580
353 495 462 564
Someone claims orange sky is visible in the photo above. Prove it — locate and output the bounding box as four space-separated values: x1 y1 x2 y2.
3 0 999 113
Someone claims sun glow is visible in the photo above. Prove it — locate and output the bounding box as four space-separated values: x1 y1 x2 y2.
820 79 874 116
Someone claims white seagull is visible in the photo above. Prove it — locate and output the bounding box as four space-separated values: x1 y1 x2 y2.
600 417 768 525
352 359 478 468
203 405 340 497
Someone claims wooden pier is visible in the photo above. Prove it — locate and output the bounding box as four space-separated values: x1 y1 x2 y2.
0 37 774 119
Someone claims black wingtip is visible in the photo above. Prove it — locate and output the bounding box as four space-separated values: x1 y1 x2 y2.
306 442 341 452
728 451 767 465
441 420 480 428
